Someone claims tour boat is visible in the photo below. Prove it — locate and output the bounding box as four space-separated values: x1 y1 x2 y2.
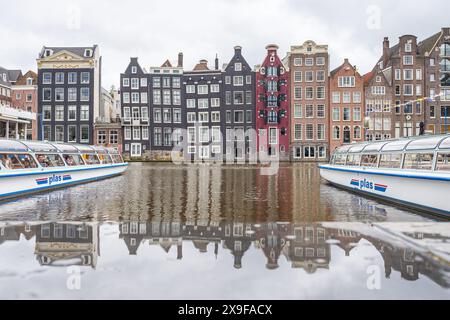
0 140 128 201
319 135 450 217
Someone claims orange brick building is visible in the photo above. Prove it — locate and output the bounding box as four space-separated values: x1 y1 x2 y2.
329 59 365 152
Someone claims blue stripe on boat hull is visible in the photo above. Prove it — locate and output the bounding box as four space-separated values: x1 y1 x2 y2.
0 172 123 202
319 165 450 182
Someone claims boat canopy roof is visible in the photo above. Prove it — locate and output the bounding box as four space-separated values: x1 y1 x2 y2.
0 140 121 155
50 143 79 153
0 140 29 153
333 134 450 155
21 141 59 153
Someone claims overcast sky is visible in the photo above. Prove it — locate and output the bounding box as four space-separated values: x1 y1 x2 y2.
0 0 448 89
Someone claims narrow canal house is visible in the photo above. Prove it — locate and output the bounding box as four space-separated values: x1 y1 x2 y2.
329 59 364 152
1 68 36 140
286 41 329 162
37 46 101 144
222 46 256 162
421 27 450 135
256 44 290 161
373 35 426 138
183 58 223 161
148 54 184 160
363 51 395 141
120 58 151 158
11 71 39 140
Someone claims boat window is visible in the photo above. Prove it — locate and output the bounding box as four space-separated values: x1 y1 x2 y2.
0 154 38 170
334 154 347 165
406 136 446 151
381 140 411 152
82 154 101 165
63 154 85 166
436 153 450 171
346 154 361 166
360 154 379 167
98 154 113 164
379 154 402 169
36 154 65 168
439 137 450 150
403 153 434 171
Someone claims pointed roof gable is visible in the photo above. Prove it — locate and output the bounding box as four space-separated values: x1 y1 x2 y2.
15 70 38 86
161 59 173 68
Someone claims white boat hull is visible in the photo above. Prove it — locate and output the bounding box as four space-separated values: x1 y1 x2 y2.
319 165 450 217
0 163 128 201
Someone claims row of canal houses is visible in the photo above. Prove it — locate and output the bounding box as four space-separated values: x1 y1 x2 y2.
1 27 449 162
120 27 450 161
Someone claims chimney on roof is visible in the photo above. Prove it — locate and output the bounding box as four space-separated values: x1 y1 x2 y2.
178 52 183 68
383 37 390 66
215 54 219 70
234 46 242 54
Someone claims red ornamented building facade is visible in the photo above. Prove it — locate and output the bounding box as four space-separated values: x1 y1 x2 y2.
256 44 290 161
11 71 38 140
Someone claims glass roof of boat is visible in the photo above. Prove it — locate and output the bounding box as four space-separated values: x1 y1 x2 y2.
380 139 412 152
73 145 96 153
406 136 448 151
50 143 79 153
92 146 108 154
347 144 368 153
439 136 450 149
363 141 391 152
334 145 355 154
0 140 29 152
20 141 58 153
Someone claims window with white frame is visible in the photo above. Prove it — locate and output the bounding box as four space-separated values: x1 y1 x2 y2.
187 112 196 123
338 76 355 87
211 111 220 122
294 124 302 140
294 104 302 118
198 112 209 123
211 98 220 107
80 105 89 120
332 92 340 103
210 84 220 92
187 99 196 108
198 99 209 109
403 55 413 65
233 76 243 86
198 85 208 95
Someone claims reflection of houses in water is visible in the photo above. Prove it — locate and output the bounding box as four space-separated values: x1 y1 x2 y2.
254 222 289 270
34 222 99 269
222 223 254 269
117 220 450 288
0 223 37 244
282 224 331 273
366 234 450 288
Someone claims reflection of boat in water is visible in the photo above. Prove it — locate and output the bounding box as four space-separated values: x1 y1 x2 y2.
320 135 450 217
0 140 128 201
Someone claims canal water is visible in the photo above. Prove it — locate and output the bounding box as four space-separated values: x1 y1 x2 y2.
0 163 448 299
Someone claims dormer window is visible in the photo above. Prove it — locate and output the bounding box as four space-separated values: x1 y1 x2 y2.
376 76 382 82
131 66 138 74
84 49 93 57
26 78 33 86
405 43 412 53
44 49 53 57
2 74 6 82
